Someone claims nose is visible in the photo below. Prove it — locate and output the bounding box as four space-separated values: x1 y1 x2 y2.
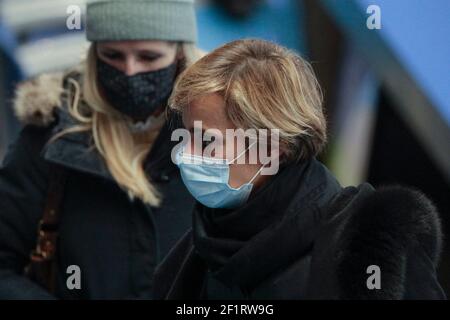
123 58 140 76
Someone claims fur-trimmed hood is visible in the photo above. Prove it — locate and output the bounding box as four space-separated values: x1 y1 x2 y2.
11 69 116 182
13 71 65 127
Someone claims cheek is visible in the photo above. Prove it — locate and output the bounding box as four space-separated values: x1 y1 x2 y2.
185 136 195 155
227 163 240 187
147 51 177 71
227 163 256 188
98 56 123 72
143 60 169 71
223 141 234 160
179 137 202 157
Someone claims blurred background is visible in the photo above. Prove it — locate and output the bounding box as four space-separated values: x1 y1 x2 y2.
0 0 449 295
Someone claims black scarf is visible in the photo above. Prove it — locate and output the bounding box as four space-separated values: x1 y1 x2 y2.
193 158 342 290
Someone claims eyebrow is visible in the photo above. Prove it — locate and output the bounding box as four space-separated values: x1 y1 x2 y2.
98 47 163 56
133 50 163 56
188 127 206 134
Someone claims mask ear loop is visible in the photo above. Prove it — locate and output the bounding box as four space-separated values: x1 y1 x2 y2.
227 140 258 165
227 140 270 185
248 161 271 184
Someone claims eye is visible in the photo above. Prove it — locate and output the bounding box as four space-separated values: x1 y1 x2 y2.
101 51 123 61
138 54 160 62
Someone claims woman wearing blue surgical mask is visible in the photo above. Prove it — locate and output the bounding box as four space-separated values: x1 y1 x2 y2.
0 0 204 299
153 39 446 300
175 135 267 209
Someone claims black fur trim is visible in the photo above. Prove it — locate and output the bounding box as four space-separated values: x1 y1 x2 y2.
335 185 443 299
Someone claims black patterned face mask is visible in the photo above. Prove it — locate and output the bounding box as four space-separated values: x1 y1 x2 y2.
96 58 178 120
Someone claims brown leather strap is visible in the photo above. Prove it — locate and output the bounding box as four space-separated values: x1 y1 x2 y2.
26 164 67 293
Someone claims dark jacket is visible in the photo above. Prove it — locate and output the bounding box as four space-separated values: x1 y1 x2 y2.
153 159 446 300
0 71 195 299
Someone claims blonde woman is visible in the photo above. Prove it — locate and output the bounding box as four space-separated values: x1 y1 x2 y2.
0 0 203 299
153 39 446 299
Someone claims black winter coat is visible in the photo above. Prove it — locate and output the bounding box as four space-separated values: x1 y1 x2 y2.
0 71 195 299
153 159 446 300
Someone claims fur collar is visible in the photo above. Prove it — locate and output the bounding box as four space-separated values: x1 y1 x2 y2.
332 184 443 299
13 72 65 127
11 69 114 181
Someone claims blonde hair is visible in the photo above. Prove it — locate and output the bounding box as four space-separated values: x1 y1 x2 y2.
51 42 204 206
169 39 327 162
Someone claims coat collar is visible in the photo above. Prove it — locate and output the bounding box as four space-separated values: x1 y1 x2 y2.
334 184 443 299
154 183 444 299
41 107 178 184
306 183 444 299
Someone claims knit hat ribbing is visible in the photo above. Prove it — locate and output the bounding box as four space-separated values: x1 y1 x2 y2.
86 0 197 43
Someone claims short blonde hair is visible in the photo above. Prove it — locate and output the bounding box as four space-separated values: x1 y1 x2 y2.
169 39 327 162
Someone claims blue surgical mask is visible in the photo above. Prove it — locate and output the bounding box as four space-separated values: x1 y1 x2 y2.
175 143 265 209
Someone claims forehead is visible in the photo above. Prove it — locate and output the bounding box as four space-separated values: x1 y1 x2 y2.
96 40 175 52
182 93 233 131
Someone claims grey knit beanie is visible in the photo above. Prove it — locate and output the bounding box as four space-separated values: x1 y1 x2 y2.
86 0 197 43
